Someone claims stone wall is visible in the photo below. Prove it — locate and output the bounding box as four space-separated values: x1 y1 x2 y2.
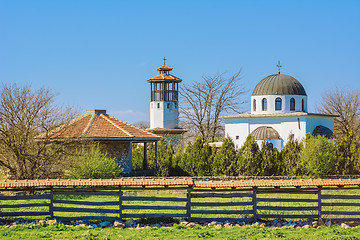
98 141 132 174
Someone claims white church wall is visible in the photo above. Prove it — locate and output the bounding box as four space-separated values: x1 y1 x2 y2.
306 116 335 135
251 95 307 114
150 101 164 129
224 118 249 150
163 101 179 129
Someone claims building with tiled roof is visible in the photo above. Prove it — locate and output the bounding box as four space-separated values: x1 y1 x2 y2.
37 109 161 173
222 62 336 150
147 59 187 142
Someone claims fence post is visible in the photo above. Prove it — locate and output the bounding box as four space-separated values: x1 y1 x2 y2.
252 187 258 222
49 186 54 218
186 187 192 221
119 186 123 220
317 186 322 222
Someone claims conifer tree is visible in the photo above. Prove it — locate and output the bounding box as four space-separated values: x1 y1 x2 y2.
212 137 238 176
280 135 302 176
237 135 261 176
335 131 359 175
259 141 281 176
299 133 336 178
157 139 174 176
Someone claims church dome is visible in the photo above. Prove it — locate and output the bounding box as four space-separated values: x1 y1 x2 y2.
252 74 307 96
251 126 281 140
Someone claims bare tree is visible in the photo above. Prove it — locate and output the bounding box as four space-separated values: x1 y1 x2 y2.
180 70 246 141
133 121 150 130
318 86 360 139
0 84 77 179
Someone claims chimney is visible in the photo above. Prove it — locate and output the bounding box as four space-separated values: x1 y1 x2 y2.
86 109 107 115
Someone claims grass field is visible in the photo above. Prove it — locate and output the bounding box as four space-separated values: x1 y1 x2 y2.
0 224 360 240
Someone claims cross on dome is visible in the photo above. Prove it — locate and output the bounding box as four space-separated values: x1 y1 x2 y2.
163 57 167 65
277 61 282 74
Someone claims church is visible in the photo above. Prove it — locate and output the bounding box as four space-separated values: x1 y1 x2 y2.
223 63 336 150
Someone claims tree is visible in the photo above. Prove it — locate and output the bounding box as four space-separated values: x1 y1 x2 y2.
212 137 238 176
157 139 174 177
237 135 261 176
67 144 122 179
318 86 360 139
259 141 281 176
299 134 337 178
280 135 302 176
335 131 359 175
0 84 76 179
180 71 246 141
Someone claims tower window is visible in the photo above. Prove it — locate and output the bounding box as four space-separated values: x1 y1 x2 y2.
157 103 160 108
262 98 267 111
275 98 282 110
253 99 256 111
290 98 295 111
302 99 305 112
236 136 239 140
167 103 171 109
174 102 178 109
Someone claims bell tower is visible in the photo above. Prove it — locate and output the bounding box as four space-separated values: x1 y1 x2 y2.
147 58 182 129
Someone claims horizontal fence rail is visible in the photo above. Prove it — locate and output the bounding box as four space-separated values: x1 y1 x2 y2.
1 178 360 222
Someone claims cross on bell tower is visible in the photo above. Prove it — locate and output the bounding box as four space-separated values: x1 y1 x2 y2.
147 59 182 129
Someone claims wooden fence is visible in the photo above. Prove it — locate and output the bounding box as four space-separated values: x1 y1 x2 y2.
1 185 360 222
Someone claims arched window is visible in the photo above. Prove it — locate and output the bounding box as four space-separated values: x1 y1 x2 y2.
275 98 282 110
302 99 305 112
290 98 295 111
262 98 267 111
253 99 256 111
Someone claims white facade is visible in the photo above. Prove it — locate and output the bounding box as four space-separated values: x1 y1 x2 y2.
224 114 335 150
150 101 179 129
223 72 335 150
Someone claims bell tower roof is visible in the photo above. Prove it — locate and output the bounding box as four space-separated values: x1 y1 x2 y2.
147 63 182 83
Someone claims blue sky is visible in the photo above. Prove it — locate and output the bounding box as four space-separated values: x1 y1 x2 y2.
1 0 359 124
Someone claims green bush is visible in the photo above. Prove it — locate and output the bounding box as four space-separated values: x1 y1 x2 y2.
67 144 122 179
299 133 337 178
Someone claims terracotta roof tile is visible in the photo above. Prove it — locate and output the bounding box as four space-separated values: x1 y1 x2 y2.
147 74 182 82
1 178 359 188
37 111 161 141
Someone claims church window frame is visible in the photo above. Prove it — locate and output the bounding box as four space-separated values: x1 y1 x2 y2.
275 97 282 111
290 98 295 111
253 99 256 111
262 98 267 111
302 99 305 112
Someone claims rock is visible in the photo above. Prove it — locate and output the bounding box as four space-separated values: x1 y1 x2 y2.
37 220 45 225
340 223 350 229
214 224 222 229
152 223 161 227
125 219 136 228
99 221 112 228
260 223 266 227
253 222 260 227
186 222 196 228
303 225 310 229
180 221 189 226
325 220 332 226
91 224 98 228
78 224 87 228
114 221 125 228
224 223 232 228
312 221 318 228
46 219 57 225
210 221 217 226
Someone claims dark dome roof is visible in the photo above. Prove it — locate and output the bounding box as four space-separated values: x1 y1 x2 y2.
252 74 307 96
312 125 334 138
251 126 281 140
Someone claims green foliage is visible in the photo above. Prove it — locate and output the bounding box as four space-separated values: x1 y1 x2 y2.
335 131 360 175
67 144 122 179
178 136 213 176
212 137 238 176
280 135 302 176
132 143 145 171
237 135 261 176
299 133 337 178
259 141 281 176
157 139 174 177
